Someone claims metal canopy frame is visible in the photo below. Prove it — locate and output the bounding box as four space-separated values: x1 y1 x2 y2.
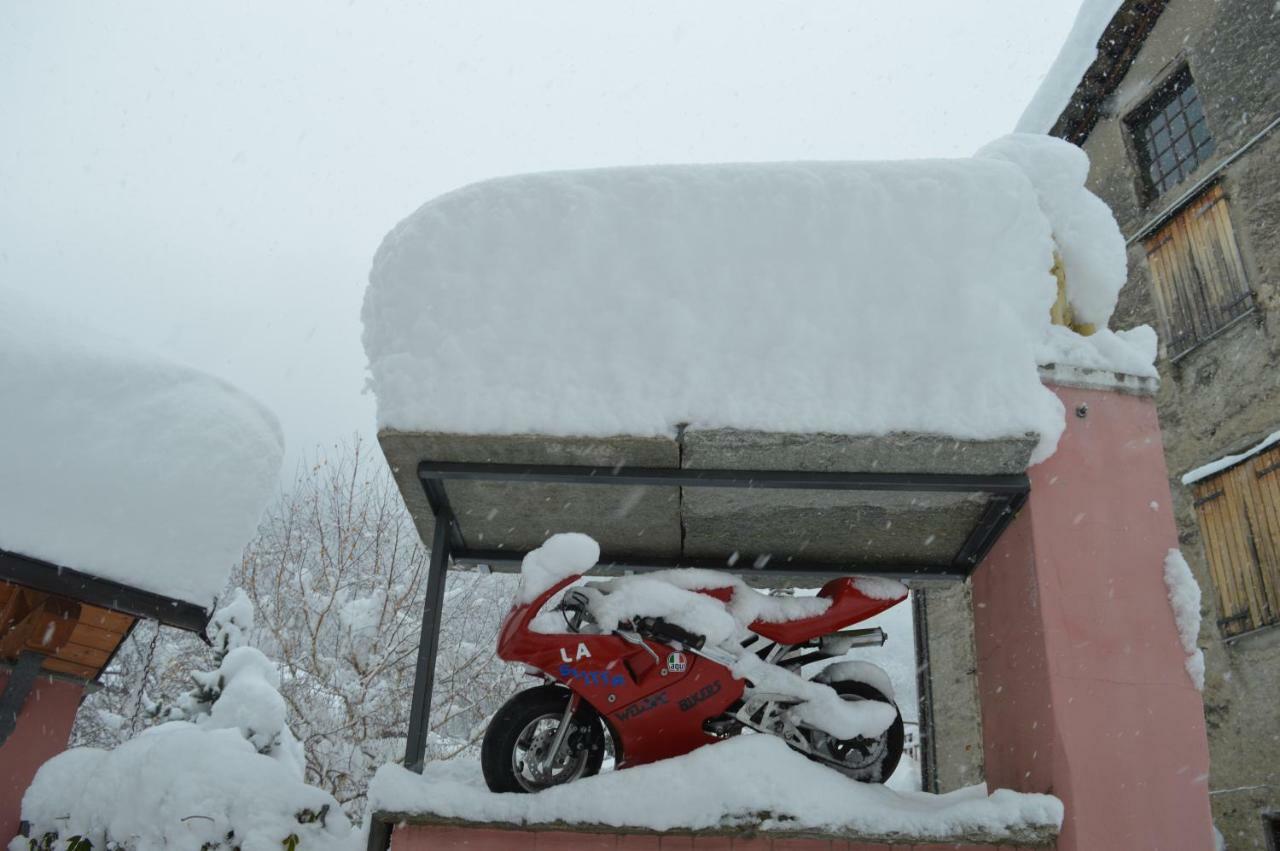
400 458 1029 772
0 548 212 635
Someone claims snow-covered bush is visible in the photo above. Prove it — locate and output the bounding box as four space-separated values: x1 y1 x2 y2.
14 726 354 851
146 589 306 776
14 593 354 851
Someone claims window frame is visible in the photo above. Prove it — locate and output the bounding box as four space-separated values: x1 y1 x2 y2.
1126 65 1216 202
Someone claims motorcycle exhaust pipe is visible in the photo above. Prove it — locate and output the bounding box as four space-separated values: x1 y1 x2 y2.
820 627 886 655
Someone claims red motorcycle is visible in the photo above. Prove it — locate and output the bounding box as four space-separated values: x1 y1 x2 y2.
480 569 907 793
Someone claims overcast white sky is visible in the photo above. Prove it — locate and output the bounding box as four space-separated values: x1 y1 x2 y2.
1 1 1083 472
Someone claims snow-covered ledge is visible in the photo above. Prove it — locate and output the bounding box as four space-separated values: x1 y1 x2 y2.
1038 362 1159 397
1036 323 1160 397
365 737 1061 848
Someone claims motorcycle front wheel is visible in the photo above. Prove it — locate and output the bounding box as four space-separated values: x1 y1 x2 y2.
801 680 904 783
481 685 607 793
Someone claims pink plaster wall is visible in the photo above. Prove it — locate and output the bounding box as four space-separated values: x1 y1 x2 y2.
971 384 1214 850
390 823 1050 850
0 670 84 844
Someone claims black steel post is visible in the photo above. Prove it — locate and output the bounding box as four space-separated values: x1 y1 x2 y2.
419 460 1031 496
401 512 453 772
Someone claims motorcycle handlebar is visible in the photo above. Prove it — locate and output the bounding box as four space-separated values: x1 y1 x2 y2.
635 616 706 650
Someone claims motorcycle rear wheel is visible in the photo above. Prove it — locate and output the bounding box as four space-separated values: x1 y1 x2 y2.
801 680 904 783
481 685 607 793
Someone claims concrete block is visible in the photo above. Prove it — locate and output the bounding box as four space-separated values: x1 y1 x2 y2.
379 431 681 559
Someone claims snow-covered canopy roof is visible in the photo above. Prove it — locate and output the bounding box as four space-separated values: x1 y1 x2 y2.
364 134 1135 465
0 291 284 611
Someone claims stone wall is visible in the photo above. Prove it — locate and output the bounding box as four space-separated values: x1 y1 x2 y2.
1075 1 1280 847
913 582 984 793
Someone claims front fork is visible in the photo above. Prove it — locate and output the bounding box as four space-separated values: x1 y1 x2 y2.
544 691 581 771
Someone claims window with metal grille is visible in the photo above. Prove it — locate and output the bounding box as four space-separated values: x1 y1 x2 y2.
1131 67 1215 197
1190 441 1280 639
1143 184 1252 358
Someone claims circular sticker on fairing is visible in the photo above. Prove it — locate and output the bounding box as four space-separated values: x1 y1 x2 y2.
666 651 688 673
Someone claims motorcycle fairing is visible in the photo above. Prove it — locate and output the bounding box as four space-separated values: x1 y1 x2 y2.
497 575 742 768
495 572 907 769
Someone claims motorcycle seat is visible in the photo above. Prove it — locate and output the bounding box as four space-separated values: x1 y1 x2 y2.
745 577 905 645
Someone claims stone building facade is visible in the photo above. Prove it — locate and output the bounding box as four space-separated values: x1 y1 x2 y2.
917 1 1280 847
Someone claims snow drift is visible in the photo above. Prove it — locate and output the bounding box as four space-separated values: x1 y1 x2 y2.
0 291 284 609
368 735 1062 843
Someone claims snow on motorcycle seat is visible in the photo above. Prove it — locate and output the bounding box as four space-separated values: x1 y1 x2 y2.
364 135 1149 582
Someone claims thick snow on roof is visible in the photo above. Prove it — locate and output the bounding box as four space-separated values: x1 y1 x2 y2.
368 735 1062 842
1016 0 1124 134
977 134 1128 328
0 291 284 609
365 134 1145 464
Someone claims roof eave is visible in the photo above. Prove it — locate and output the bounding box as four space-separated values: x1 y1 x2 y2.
1048 0 1170 144
0 547 212 636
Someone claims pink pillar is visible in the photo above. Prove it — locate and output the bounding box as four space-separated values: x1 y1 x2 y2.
971 382 1214 850
0 670 84 843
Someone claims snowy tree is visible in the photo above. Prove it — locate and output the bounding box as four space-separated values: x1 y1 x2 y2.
70 620 205 749
236 437 521 813
72 436 523 817
25 592 351 850
140 589 307 777
146 587 254 723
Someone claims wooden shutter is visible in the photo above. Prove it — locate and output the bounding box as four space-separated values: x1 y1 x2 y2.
1193 445 1280 637
1144 184 1252 358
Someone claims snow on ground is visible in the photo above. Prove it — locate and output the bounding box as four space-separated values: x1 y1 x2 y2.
1016 0 1124 134
1181 427 1280 485
1164 549 1206 691
363 139 1158 465
368 735 1061 843
15 725 356 851
0 290 284 609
